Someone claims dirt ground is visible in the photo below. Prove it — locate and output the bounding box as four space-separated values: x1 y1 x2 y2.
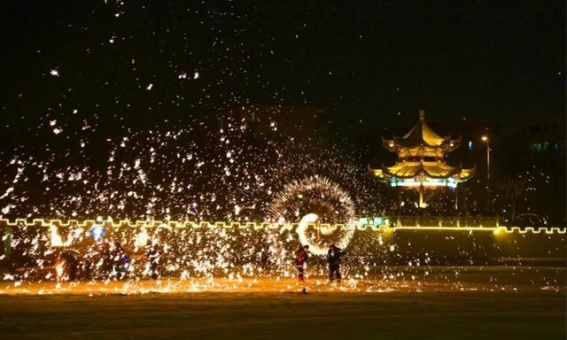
0 266 564 340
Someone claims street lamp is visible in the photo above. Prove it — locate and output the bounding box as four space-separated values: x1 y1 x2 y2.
481 136 490 212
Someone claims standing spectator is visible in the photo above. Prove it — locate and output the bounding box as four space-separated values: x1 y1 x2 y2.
101 242 113 279
327 243 343 283
58 251 78 281
111 241 128 280
146 242 162 279
294 245 310 282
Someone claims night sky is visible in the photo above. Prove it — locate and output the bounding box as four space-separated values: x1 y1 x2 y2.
1 1 564 141
0 1 564 254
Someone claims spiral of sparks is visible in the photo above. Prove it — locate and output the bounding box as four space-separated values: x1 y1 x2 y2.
269 176 356 255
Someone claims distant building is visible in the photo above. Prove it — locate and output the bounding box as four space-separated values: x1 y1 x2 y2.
512 113 566 223
518 113 565 163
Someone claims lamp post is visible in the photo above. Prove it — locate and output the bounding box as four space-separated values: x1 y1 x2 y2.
481 136 490 212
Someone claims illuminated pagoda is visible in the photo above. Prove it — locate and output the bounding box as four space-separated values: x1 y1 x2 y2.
371 110 474 208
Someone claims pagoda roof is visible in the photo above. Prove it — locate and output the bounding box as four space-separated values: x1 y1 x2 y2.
370 161 475 181
382 110 460 152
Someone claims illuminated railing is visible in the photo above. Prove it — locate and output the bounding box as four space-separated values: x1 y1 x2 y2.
0 218 564 234
493 226 567 235
0 219 357 231
391 215 501 228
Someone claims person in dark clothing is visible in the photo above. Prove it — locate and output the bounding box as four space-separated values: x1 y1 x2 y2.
294 245 310 282
100 242 113 279
111 241 128 280
145 242 162 279
58 251 78 281
327 243 343 283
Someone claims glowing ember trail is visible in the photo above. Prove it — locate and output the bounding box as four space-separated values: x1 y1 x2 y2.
0 1 563 299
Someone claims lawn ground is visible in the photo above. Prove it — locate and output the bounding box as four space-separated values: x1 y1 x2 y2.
0 266 564 340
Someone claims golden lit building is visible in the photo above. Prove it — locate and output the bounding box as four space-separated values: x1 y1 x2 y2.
370 110 475 208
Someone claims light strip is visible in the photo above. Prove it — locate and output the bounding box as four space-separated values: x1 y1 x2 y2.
0 218 564 234
389 178 458 188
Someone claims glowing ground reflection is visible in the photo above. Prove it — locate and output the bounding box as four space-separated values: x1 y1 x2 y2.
0 266 563 295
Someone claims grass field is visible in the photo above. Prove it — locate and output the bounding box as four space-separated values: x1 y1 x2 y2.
0 266 564 340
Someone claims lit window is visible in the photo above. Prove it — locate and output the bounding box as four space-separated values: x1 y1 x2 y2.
468 141 473 150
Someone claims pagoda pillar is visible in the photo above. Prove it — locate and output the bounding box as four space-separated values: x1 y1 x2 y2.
419 184 425 208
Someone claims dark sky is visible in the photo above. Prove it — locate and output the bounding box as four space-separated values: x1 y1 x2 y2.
1 0 565 142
